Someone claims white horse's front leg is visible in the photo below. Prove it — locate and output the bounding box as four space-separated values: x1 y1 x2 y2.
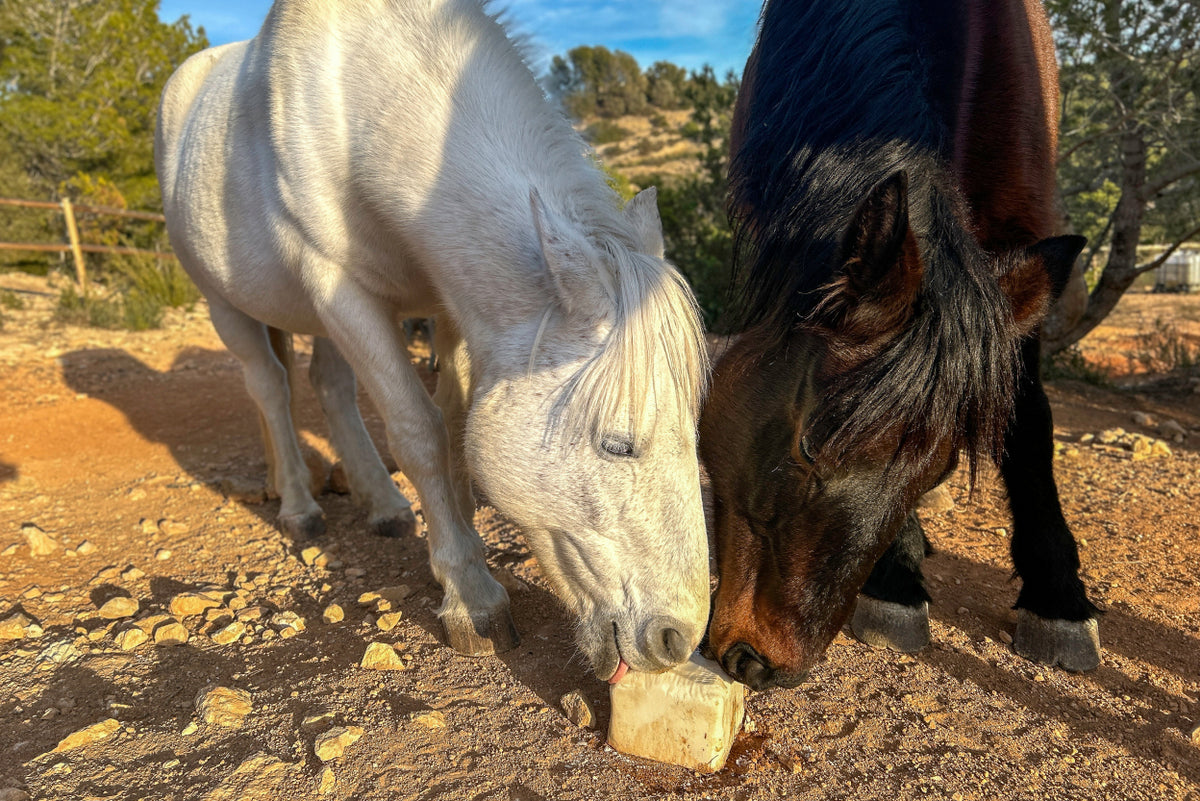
309 336 416 538
316 280 518 656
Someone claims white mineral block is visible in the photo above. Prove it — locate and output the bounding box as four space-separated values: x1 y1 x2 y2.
607 652 745 772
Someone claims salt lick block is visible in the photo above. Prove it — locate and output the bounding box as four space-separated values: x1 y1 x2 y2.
608 652 745 772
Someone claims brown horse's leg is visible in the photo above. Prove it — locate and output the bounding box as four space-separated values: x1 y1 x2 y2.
851 512 931 653
1001 339 1100 671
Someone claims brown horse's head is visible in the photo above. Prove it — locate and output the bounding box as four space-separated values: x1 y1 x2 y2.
701 173 1084 690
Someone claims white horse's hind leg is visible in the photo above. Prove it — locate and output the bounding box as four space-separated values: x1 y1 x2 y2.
208 301 325 538
309 336 417 538
315 281 517 655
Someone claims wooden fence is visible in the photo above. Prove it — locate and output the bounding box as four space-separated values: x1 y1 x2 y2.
0 197 173 290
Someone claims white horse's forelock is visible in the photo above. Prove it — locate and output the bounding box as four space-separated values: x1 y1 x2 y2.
546 235 710 443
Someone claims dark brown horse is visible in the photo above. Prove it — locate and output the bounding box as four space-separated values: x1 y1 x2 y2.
701 0 1096 690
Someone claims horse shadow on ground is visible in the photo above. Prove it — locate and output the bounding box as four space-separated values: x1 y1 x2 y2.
890 547 1200 784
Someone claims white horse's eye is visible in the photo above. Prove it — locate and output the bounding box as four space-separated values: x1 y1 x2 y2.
601 436 636 458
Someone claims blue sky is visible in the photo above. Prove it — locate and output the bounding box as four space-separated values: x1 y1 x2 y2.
158 1 761 77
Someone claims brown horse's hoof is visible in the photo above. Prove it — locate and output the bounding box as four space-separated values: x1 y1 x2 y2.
850 596 930 653
279 511 326 540
370 508 417 539
441 606 520 656
1012 610 1100 672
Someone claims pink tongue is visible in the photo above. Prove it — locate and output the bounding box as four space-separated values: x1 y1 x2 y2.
608 658 630 684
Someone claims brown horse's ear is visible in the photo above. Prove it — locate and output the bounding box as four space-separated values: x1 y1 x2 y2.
812 171 924 339
999 234 1087 335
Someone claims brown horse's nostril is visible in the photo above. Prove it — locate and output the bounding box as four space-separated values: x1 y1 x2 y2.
722 641 774 690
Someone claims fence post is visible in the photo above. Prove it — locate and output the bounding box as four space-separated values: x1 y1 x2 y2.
60 197 87 292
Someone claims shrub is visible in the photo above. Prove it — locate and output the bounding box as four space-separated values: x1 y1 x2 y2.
1130 318 1199 374
584 120 632 145
1042 345 1111 386
0 290 24 311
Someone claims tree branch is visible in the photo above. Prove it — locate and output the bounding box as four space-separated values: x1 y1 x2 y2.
1133 222 1200 276
1140 159 1200 201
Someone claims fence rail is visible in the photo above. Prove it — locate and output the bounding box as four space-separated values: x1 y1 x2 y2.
0 196 173 289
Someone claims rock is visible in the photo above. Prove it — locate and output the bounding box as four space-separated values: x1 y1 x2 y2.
159 519 189 536
322 604 344 624
169 593 221 618
360 642 406 670
357 585 410 611
608 652 745 773
410 711 446 729
1191 723 1200 744
195 686 253 729
155 548 172 561
560 690 595 728
211 621 246 645
317 766 336 795
916 484 955 513
114 627 149 651
270 611 306 634
314 726 364 761
154 621 189 646
375 611 403 632
0 613 38 640
121 566 145 581
998 630 1014 645
139 518 159 535
301 712 336 732
1132 411 1154 427
181 721 199 736
76 540 97 555
98 596 139 620
0 789 30 801
50 718 121 753
22 524 60 557
200 753 303 801
1160 419 1186 438
300 546 326 567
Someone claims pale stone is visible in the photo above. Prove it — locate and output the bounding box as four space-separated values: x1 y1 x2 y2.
196 686 253 728
0 788 30 801
916 483 955 514
23 524 59 557
76 540 97 555
50 718 121 752
170 593 221 618
140 518 159 535
114 627 148 651
314 726 363 761
159 519 189 536
121 566 145 581
0 613 36 640
357 585 411 611
211 621 246 645
317 766 336 795
154 621 189 646
200 753 302 801
1190 723 1200 744
300 546 325 567
360 642 405 670
98 596 138 619
270 611 306 633
375 611 403 632
410 711 446 729
155 548 172 560
301 711 336 732
608 652 745 773
322 604 344 624
560 690 594 728
1131 411 1154 427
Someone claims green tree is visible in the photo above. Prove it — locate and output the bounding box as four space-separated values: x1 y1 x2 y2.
1047 0 1200 352
645 61 688 109
0 0 207 210
547 45 648 118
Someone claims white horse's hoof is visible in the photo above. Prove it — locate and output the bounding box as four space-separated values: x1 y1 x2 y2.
369 507 417 539
850 596 930 653
1012 610 1100 672
279 510 326 539
441 606 520 656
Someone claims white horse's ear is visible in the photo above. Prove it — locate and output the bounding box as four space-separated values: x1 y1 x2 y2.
624 186 665 260
530 188 607 315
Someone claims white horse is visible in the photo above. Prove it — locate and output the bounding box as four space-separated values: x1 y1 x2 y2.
155 0 710 678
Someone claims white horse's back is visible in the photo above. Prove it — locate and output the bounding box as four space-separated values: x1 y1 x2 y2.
156 0 711 678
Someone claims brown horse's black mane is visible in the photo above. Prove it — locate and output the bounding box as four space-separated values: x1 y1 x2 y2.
730 0 1021 482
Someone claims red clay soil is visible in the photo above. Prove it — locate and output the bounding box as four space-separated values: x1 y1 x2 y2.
1 273 1198 801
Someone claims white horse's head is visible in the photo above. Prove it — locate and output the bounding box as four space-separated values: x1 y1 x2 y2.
468 188 710 681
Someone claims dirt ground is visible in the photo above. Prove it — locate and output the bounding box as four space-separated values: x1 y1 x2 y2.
1 272 1199 801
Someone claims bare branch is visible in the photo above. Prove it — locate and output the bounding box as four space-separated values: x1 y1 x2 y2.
1140 159 1200 201
1133 222 1200 276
